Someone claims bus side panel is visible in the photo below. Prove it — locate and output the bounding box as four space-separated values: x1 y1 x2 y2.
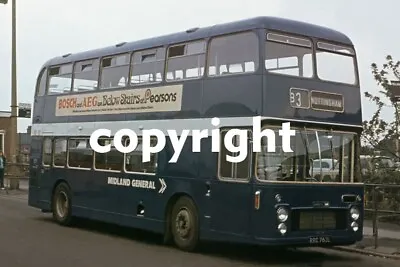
33 136 211 236
203 75 262 118
94 136 207 234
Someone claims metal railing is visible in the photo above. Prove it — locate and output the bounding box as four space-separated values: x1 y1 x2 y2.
364 183 400 248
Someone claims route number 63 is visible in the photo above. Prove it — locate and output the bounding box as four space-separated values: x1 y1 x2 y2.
290 92 301 107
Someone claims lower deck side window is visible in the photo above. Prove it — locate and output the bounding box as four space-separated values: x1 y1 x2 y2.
125 137 158 174
68 138 93 169
94 138 124 171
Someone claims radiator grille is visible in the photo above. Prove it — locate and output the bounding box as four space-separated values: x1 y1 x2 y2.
291 209 347 231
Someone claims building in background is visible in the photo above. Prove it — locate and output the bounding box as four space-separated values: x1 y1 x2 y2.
0 111 13 158
1 110 31 165
18 130 31 164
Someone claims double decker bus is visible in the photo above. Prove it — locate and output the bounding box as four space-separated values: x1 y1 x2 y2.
29 16 364 251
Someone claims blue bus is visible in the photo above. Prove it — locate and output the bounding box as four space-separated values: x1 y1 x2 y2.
28 16 364 251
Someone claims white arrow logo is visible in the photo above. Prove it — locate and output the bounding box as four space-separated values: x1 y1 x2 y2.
158 178 167 194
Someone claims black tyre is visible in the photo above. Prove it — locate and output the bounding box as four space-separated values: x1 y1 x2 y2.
52 182 73 226
170 196 199 251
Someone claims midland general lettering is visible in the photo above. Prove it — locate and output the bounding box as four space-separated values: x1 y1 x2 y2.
107 177 156 189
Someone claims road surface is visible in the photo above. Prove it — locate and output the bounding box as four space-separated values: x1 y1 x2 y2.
0 192 398 267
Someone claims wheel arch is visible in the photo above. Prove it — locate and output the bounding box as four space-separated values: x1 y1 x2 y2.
163 192 199 244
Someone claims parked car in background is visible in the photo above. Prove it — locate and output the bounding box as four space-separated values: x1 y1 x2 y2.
311 158 339 181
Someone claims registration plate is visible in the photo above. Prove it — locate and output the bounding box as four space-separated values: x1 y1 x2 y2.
309 236 331 244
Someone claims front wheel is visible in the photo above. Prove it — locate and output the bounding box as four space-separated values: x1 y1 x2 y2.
170 196 199 251
52 182 73 226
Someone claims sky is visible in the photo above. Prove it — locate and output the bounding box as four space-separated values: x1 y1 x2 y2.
0 0 398 133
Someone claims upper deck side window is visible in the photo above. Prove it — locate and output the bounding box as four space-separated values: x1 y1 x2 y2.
265 32 313 78
166 40 206 81
207 31 259 77
73 59 100 92
47 64 73 95
131 47 165 85
100 53 130 89
316 42 357 85
35 67 48 96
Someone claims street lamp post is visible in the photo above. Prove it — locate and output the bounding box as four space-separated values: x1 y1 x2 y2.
1 0 19 189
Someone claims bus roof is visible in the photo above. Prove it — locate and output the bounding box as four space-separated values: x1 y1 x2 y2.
43 16 353 67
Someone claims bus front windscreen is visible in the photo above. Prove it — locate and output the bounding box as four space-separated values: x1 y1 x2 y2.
256 128 356 183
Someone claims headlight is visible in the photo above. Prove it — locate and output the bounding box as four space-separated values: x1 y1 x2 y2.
350 206 360 220
351 221 359 232
278 223 287 235
277 207 288 222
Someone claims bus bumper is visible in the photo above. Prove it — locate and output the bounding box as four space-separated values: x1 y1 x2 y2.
253 231 362 247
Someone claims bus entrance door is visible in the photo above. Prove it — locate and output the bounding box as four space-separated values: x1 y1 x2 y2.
209 131 253 238
209 179 252 238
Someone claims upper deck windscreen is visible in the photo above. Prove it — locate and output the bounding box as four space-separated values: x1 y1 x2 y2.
265 32 357 85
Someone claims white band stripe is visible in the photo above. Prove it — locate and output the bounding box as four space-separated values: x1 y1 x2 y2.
30 116 362 137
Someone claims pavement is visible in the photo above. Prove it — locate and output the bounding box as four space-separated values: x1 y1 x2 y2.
334 220 400 259
1 178 29 195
